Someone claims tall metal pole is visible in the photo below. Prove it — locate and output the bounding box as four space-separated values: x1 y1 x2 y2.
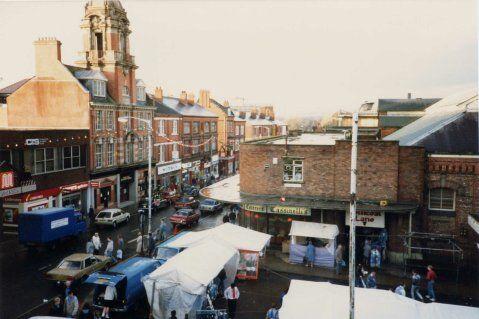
349 112 359 319
147 123 152 235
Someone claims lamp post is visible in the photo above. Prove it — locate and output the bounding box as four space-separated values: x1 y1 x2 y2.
349 112 359 319
118 116 153 236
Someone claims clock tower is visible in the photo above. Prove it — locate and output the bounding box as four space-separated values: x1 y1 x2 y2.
76 0 138 104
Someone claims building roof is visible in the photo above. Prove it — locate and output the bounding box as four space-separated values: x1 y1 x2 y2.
159 96 218 118
74 69 108 81
0 78 32 96
377 98 441 113
150 95 182 116
210 98 234 116
378 116 421 128
249 133 344 146
384 90 478 150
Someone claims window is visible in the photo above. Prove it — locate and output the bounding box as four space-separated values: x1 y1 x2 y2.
183 122 191 134
95 144 103 168
192 140 199 154
172 143 179 160
192 122 199 134
283 158 303 183
95 110 104 130
172 120 178 135
211 122 217 132
137 86 146 101
204 122 210 133
121 113 130 131
429 188 455 211
211 137 217 151
228 121 234 133
158 119 165 136
92 80 106 97
204 139 210 152
235 125 240 136
106 111 115 130
235 140 240 151
107 143 115 166
122 85 130 97
34 148 55 174
159 145 165 163
125 142 134 164
240 125 244 135
138 139 144 161
63 146 80 169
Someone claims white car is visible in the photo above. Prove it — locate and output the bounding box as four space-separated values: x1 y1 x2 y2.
95 208 130 228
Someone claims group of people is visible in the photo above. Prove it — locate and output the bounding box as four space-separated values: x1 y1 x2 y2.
86 233 125 262
395 266 437 302
135 219 168 257
49 287 98 318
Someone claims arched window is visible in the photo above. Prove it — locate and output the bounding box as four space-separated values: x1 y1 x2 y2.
429 188 455 211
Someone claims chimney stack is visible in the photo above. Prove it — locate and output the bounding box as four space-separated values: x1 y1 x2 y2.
154 87 163 102
223 100 230 107
198 89 210 108
407 93 412 99
179 91 187 105
34 37 62 77
187 92 195 105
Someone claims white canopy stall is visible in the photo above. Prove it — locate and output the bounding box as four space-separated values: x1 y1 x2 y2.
279 280 479 319
289 221 339 268
143 240 239 319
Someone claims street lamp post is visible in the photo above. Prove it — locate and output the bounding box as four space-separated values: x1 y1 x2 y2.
349 112 359 319
118 116 153 237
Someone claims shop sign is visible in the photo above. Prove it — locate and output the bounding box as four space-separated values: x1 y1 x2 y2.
0 183 37 198
242 203 267 213
25 138 48 146
0 171 14 190
181 162 192 169
51 217 69 229
121 175 133 182
211 154 219 163
61 182 89 193
345 211 385 228
24 188 61 202
90 181 100 188
269 206 311 216
158 162 182 175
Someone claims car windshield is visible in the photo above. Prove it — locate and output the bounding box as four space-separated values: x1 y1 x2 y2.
177 210 191 216
97 212 111 218
178 198 191 203
203 199 215 205
58 260 82 270
155 247 178 260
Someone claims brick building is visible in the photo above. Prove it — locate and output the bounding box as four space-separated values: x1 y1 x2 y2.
230 105 287 141
385 90 479 267
238 133 424 263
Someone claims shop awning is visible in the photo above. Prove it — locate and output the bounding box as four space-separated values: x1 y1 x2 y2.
200 174 241 204
289 221 339 240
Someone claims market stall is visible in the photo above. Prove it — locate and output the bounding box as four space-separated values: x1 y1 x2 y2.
164 223 271 279
143 240 239 319
279 280 479 319
288 221 339 268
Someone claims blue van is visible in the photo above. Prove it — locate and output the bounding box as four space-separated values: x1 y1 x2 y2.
153 231 190 264
85 257 160 312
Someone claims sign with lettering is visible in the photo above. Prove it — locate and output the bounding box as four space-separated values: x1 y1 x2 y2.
51 217 69 229
241 203 267 213
25 138 48 146
0 171 14 190
0 183 37 198
268 206 311 216
157 162 181 175
345 211 385 228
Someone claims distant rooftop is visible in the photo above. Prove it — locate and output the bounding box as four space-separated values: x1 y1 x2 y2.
249 133 345 146
159 96 218 118
0 78 32 96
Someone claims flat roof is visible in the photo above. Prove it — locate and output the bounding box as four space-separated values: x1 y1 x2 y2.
248 133 345 146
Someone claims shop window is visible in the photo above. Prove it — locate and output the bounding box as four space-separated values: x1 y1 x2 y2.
34 148 55 174
95 144 103 168
192 122 199 134
183 122 191 135
235 125 240 136
429 188 455 211
283 158 303 183
172 143 179 160
63 146 81 169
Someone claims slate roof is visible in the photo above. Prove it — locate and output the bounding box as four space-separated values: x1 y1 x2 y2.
210 99 234 116
377 98 441 113
158 96 218 118
150 95 182 116
74 69 108 81
0 78 32 96
378 116 420 128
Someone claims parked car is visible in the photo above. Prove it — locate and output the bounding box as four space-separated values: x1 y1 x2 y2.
169 209 200 227
199 199 223 214
95 208 130 228
161 187 180 202
174 196 199 209
85 257 161 313
139 196 169 212
153 231 191 264
182 185 200 197
45 253 113 285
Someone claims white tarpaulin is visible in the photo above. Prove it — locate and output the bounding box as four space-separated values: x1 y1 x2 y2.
289 221 339 240
143 240 239 319
165 223 271 252
279 280 479 319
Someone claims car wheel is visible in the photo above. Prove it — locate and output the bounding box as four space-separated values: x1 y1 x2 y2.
113 221 117 228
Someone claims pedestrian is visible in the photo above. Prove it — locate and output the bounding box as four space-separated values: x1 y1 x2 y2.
366 271 377 289
136 232 143 255
305 240 315 268
148 232 155 257
395 283 406 296
79 302 93 319
117 234 125 251
65 280 72 297
411 269 424 301
356 263 367 287
86 239 95 255
116 248 123 261
92 232 102 255
49 296 63 316
266 302 279 319
224 282 240 319
89 205 96 227
426 265 437 302
363 239 371 267
159 219 167 241
169 310 178 319
223 213 230 224
64 290 79 318
101 283 117 319
104 236 114 257
335 244 344 275
370 246 381 268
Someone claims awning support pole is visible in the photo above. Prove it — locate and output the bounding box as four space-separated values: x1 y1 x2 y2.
349 113 359 319
408 211 413 257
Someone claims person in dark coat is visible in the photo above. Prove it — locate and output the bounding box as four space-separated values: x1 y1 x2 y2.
49 296 63 316
148 232 155 257
88 206 96 227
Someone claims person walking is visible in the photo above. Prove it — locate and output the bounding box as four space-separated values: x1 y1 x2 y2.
335 244 344 275
363 239 371 267
370 246 381 268
136 232 143 255
224 282 240 319
266 303 279 319
366 271 377 289
101 284 117 319
92 233 102 255
48 296 63 316
89 205 96 227
116 248 123 261
86 239 95 255
395 283 406 296
426 265 437 302
159 220 167 241
104 236 114 257
356 263 367 287
411 270 424 301
305 240 315 268
64 290 79 318
148 232 155 257
117 234 125 251
169 310 178 319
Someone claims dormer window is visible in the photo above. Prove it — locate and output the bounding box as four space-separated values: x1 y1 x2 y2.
92 80 106 97
137 86 146 101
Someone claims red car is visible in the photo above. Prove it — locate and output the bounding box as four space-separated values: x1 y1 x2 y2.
174 196 199 209
169 209 200 227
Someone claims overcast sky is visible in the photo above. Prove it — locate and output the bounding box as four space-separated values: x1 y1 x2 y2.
0 0 476 118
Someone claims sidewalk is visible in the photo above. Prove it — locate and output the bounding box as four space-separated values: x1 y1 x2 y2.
260 250 479 307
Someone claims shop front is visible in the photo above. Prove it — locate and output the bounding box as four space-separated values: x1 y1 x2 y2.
182 161 201 185
157 161 182 189
60 181 89 213
91 177 116 210
119 172 134 203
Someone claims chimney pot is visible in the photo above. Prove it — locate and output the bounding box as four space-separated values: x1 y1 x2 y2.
187 92 195 105
407 93 412 99
199 89 210 108
179 91 188 105
154 87 163 102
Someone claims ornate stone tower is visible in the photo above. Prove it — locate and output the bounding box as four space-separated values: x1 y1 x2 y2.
76 0 138 104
